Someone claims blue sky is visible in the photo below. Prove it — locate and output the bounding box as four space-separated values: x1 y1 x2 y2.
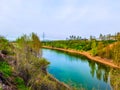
0 0 120 40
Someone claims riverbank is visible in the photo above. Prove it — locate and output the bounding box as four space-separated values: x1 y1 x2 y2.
43 46 120 69
0 53 72 90
47 73 72 90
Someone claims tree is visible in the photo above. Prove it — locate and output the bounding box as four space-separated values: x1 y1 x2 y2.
91 40 97 56
99 34 103 40
116 32 120 41
113 42 120 65
90 35 93 41
15 33 51 89
106 34 111 40
97 42 104 57
110 69 120 90
104 45 111 59
31 33 42 57
90 35 96 41
77 36 81 40
0 36 9 50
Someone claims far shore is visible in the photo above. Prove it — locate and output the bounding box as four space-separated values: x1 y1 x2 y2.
43 46 120 69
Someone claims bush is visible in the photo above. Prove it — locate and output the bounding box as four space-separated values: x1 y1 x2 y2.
15 77 29 90
0 61 12 77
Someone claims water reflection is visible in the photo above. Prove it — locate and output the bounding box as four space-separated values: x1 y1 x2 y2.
42 48 119 89
88 60 111 83
51 49 111 83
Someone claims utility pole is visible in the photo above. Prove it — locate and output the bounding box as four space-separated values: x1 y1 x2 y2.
43 32 45 41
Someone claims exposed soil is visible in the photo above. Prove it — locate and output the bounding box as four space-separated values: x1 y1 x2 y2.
43 46 120 69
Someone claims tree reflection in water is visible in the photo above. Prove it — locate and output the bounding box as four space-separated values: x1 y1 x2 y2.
88 60 120 90
88 60 111 83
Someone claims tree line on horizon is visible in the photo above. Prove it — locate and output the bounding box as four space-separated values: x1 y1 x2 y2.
66 32 120 41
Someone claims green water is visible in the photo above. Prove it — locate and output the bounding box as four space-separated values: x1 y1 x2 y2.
42 48 112 90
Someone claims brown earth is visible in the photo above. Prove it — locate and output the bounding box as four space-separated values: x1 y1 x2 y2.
43 46 120 69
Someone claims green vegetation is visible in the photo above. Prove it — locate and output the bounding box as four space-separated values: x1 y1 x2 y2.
0 36 9 50
110 69 120 90
0 33 71 90
43 32 120 66
112 42 120 65
15 77 29 90
0 59 29 90
42 33 120 89
0 36 29 90
14 33 70 90
0 36 12 77
0 32 120 90
0 61 12 77
0 36 13 55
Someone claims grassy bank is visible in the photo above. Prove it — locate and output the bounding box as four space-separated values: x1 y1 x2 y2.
42 35 120 67
43 46 120 69
0 57 29 90
0 34 72 90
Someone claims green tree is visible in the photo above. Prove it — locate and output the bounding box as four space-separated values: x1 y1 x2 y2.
31 33 42 57
110 69 120 90
116 32 120 41
113 42 120 65
97 42 104 57
15 33 51 89
91 40 97 56
99 34 103 40
0 36 9 50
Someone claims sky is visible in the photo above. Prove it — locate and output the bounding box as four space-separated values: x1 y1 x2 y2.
0 0 120 40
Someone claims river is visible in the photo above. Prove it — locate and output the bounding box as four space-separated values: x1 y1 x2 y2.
42 48 112 90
